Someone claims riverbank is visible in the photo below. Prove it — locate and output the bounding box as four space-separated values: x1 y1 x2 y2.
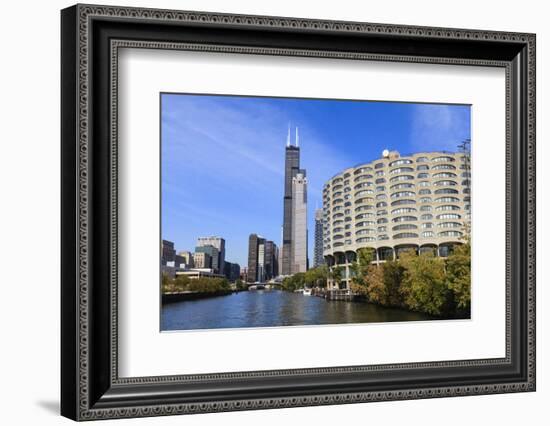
162 290 235 304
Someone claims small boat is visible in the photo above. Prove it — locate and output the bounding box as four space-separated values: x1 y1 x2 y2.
303 288 312 296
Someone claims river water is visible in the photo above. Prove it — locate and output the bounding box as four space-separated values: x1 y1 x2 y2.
161 290 431 331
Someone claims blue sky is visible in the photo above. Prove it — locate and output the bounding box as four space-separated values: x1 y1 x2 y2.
161 93 470 268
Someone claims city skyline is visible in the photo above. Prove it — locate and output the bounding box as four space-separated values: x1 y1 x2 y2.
161 93 470 267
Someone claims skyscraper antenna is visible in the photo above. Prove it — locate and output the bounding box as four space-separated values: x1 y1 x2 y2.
286 123 291 147
295 127 299 147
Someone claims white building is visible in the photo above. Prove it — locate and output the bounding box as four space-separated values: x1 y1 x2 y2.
291 172 308 273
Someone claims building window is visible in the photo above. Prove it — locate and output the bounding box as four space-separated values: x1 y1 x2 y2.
390 182 415 191
356 197 374 205
417 164 429 171
394 232 419 239
391 199 416 207
416 156 429 163
354 166 373 174
432 164 456 170
374 162 384 169
392 224 418 231
434 180 458 186
417 173 429 179
438 222 462 228
418 181 430 187
389 159 413 167
435 196 460 203
355 189 374 197
436 213 461 220
421 222 433 229
435 188 459 194
419 197 432 203
433 156 455 163
355 213 374 219
356 228 375 235
391 191 416 199
433 172 457 178
420 205 432 212
435 205 460 211
419 189 431 195
421 231 435 238
389 175 414 182
391 207 417 215
392 215 417 223
420 213 433 220
356 237 376 243
438 231 463 238
390 167 414 175
356 221 376 227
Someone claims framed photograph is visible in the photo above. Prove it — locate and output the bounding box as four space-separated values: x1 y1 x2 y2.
61 4 536 421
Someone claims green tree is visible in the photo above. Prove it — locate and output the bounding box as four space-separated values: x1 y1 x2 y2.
399 249 449 316
282 273 306 292
304 265 329 288
445 240 471 312
235 279 246 291
161 273 173 294
349 248 374 294
330 265 345 288
382 259 406 307
173 274 191 292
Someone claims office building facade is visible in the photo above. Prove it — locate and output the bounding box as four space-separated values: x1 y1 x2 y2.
323 150 471 289
193 252 212 269
197 236 225 275
195 244 220 273
313 208 325 268
247 233 279 283
177 251 194 268
161 240 176 265
223 261 241 281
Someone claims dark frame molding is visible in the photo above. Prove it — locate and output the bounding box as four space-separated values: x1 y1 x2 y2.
61 4 536 421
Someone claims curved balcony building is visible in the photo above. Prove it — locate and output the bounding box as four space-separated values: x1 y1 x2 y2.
322 150 471 289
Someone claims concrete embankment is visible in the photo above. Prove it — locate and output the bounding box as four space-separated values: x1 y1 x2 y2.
162 290 233 304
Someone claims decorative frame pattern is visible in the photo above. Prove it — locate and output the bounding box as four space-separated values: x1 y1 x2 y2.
61 4 536 421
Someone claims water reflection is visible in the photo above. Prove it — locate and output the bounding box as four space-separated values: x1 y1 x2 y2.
161 290 432 331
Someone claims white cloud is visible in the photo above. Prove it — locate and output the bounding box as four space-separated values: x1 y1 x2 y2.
409 104 470 153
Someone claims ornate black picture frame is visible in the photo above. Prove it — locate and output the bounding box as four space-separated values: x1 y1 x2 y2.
61 4 536 421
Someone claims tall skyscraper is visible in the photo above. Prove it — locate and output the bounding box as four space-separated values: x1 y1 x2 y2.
313 208 325 268
197 236 225 274
281 126 308 275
